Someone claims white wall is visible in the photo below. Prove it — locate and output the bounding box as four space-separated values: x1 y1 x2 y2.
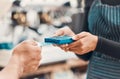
0 0 12 17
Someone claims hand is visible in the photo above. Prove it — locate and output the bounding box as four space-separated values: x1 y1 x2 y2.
60 32 98 54
53 27 75 48
54 27 75 36
0 40 41 79
12 40 41 74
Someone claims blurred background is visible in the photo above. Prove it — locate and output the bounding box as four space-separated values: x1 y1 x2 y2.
0 0 93 79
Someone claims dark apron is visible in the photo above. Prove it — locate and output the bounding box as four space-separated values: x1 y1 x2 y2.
87 0 120 79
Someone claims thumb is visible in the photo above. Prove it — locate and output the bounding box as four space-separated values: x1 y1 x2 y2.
72 34 80 40
72 32 88 40
53 30 64 36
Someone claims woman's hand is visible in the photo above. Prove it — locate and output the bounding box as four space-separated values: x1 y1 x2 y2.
60 32 98 54
54 27 75 36
53 27 75 48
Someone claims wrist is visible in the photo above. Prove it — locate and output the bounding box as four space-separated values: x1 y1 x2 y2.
7 54 24 78
0 54 24 79
92 35 98 51
12 54 24 75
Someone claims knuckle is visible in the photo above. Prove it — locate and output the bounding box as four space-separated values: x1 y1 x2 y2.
36 48 41 53
31 57 37 60
24 46 32 52
13 48 19 54
81 46 84 51
81 31 86 34
81 31 88 35
37 56 41 61
81 51 85 55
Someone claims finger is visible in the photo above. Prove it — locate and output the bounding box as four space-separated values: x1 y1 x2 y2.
53 44 68 49
72 32 88 40
24 64 39 73
80 46 91 54
72 34 80 40
60 44 75 52
69 48 83 54
77 32 89 38
25 60 40 68
23 40 38 46
32 47 42 55
64 47 70 52
69 46 89 55
60 47 69 52
58 44 69 52
54 30 64 36
59 44 68 48
31 65 38 71
52 44 61 47
67 40 82 48
34 45 42 50
30 40 38 46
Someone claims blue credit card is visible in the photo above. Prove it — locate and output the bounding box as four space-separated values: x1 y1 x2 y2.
44 35 74 45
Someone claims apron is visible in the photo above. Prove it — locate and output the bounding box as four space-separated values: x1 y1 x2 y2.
87 0 120 79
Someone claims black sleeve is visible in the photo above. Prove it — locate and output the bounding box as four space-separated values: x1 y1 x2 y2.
101 0 120 6
95 37 120 59
76 52 93 61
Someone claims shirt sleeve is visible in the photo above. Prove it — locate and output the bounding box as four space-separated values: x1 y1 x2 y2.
76 52 93 61
95 37 120 59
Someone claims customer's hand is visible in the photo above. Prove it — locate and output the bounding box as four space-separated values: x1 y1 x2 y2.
60 32 98 54
12 40 41 73
0 40 41 79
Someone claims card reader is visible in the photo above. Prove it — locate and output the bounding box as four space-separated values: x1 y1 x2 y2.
45 35 74 45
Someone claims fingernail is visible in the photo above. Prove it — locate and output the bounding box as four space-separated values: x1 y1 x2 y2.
72 36 76 40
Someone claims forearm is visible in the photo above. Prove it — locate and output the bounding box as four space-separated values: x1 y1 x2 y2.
95 37 120 59
0 55 23 79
